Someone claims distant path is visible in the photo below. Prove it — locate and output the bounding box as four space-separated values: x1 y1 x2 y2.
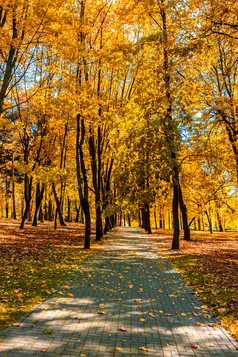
0 227 237 356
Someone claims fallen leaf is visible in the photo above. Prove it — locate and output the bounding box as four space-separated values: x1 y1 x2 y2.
115 347 123 351
119 326 127 331
148 313 155 318
191 344 200 349
97 311 105 315
139 347 152 352
164 313 172 316
204 343 214 347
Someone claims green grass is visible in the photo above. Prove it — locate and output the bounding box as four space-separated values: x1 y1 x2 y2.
168 254 238 341
0 246 94 332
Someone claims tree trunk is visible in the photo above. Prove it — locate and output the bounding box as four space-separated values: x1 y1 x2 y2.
178 183 191 241
128 214 131 227
172 166 180 249
39 204 44 222
159 212 163 229
75 201 80 222
216 211 224 232
96 205 103 241
198 216 201 231
12 180 16 219
154 207 158 229
32 183 45 227
52 183 66 226
67 197 71 222
76 113 91 249
20 174 32 229
48 199 53 221
205 210 213 234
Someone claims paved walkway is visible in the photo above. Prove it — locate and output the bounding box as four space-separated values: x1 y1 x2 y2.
0 227 237 356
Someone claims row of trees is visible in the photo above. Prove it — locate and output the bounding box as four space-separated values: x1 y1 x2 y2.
0 0 237 249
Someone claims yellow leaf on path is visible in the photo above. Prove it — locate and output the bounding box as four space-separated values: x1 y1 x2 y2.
148 313 156 318
139 347 152 352
140 318 146 321
204 343 214 347
115 347 123 351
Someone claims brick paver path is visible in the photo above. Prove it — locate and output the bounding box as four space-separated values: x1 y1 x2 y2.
0 227 237 356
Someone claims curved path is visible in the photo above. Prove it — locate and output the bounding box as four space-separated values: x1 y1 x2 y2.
0 227 237 356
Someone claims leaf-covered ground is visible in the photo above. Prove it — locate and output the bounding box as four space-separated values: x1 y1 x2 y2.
0 219 104 332
152 229 238 341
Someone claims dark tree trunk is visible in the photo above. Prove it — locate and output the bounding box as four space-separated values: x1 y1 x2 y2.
20 175 33 229
48 199 53 221
154 208 158 229
39 204 44 222
178 183 191 241
12 180 16 219
198 216 201 231
75 201 80 222
138 209 141 227
194 219 197 231
76 113 91 249
67 197 71 222
172 166 180 249
159 212 163 229
216 211 224 232
205 210 213 234
128 214 131 227
32 183 45 227
52 183 66 226
142 204 151 234
104 216 110 234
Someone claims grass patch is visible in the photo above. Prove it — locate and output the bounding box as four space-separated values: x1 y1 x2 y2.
0 245 97 332
168 253 238 341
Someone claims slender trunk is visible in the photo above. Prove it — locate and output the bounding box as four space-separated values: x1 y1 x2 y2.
172 166 180 249
128 214 131 227
67 198 71 222
32 183 45 227
76 113 91 249
178 183 191 241
75 201 79 222
39 204 44 222
139 209 141 227
52 183 66 226
154 207 158 230
12 180 16 219
159 212 163 229
194 219 197 231
205 210 213 234
20 175 32 229
104 216 110 234
198 216 201 231
48 199 53 221
12 152 16 219
216 211 224 232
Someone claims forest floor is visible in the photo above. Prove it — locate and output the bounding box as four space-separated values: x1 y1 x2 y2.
152 229 238 341
0 218 106 332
